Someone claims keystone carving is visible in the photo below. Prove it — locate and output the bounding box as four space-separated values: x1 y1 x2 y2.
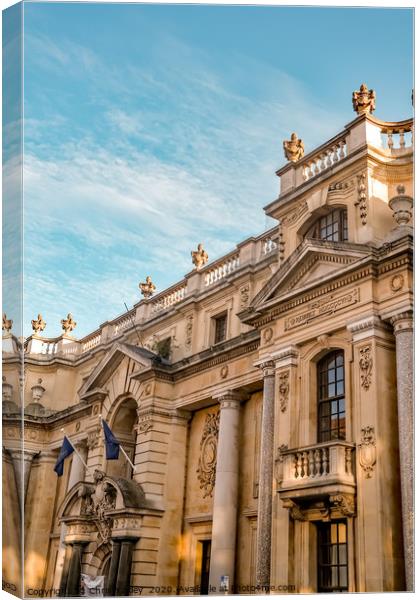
358 426 376 478
359 345 373 390
197 411 220 498
352 83 376 115
283 133 305 162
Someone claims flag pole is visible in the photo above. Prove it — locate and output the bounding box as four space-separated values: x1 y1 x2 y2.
99 416 136 472
60 428 89 471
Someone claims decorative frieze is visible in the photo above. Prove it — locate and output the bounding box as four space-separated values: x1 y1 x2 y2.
197 412 220 498
355 172 368 225
285 288 359 331
358 426 377 478
278 371 289 413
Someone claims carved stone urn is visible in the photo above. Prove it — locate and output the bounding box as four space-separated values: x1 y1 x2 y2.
389 185 413 226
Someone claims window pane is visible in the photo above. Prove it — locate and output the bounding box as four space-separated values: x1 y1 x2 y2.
338 523 347 543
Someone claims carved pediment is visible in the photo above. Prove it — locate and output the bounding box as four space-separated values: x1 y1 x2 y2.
247 239 371 313
78 342 161 400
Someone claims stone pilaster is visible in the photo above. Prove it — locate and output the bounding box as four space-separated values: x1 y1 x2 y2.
347 314 404 591
390 310 413 591
208 391 242 593
255 360 275 591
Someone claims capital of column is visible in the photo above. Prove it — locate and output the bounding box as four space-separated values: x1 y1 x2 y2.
255 358 275 378
346 313 391 342
390 310 413 334
271 345 299 369
214 390 244 410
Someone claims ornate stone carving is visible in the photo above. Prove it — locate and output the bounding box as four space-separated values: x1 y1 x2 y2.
262 327 273 344
352 83 376 115
283 133 304 162
185 315 193 348
329 493 356 517
139 275 156 298
81 470 117 543
220 365 229 379
87 426 101 450
2 313 12 333
137 415 153 434
317 334 330 349
282 201 308 226
31 314 46 334
191 243 209 269
61 313 77 334
390 274 404 292
282 498 306 521
355 172 368 225
358 426 376 478
389 185 413 226
359 345 373 390
239 284 250 309
31 378 45 402
197 411 220 498
278 371 289 413
278 224 285 262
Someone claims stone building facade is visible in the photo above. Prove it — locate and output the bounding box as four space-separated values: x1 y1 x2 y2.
2 90 413 596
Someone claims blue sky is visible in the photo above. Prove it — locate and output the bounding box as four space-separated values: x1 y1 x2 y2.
5 2 414 338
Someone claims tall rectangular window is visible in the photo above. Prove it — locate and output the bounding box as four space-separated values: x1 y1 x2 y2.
213 313 227 344
317 521 348 593
317 350 345 442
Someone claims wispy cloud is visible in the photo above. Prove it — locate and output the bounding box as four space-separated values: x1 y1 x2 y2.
22 28 348 337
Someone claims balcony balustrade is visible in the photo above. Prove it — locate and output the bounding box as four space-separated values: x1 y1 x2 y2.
277 440 356 496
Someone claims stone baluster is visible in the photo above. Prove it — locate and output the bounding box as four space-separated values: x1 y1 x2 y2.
399 129 406 148
208 390 243 594
255 360 275 591
390 310 413 591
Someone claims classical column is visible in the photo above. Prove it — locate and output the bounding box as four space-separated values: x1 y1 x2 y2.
255 360 275 591
65 542 85 597
208 391 242 594
115 539 135 596
390 311 413 591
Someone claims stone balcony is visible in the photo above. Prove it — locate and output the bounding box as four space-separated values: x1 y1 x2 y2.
266 113 413 219
276 440 356 502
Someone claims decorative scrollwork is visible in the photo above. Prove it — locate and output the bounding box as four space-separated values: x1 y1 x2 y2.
359 344 373 390
278 371 290 413
355 172 368 225
197 412 220 498
358 426 376 478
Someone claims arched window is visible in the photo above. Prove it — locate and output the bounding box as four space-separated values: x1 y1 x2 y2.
317 350 345 442
306 208 348 242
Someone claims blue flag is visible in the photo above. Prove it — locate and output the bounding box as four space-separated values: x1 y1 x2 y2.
102 419 120 460
54 436 74 476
